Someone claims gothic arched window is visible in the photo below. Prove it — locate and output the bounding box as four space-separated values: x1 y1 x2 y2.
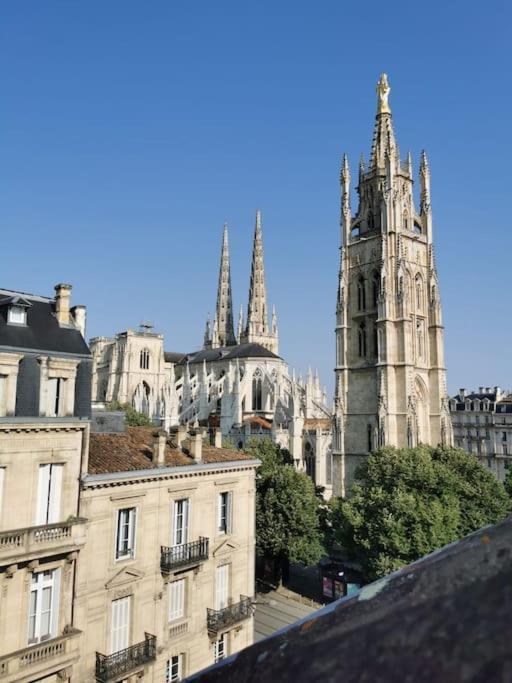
403 210 409 231
367 424 373 452
357 277 366 311
373 324 378 359
415 275 423 311
252 371 263 411
140 348 150 370
358 323 367 358
417 320 424 359
372 273 380 308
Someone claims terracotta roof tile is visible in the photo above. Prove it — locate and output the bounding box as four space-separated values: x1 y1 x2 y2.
88 426 254 475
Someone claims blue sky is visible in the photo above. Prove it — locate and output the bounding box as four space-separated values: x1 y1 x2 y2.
1 1 511 397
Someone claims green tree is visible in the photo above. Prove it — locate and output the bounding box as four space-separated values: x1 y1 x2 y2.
331 445 509 581
504 467 512 501
246 439 324 576
106 401 153 427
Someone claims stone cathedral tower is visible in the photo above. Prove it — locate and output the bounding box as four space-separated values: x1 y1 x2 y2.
333 74 452 496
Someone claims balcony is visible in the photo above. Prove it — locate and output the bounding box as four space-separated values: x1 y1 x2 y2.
95 633 156 682
207 596 253 635
0 517 87 566
160 537 209 572
0 628 81 683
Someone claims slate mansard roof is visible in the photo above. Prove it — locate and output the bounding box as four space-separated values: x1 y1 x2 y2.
170 342 280 366
88 426 256 475
0 288 90 357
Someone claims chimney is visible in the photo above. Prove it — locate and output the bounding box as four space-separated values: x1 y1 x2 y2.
189 429 203 463
153 429 167 467
479 386 484 394
214 428 223 449
71 304 87 337
485 387 491 394
170 425 188 451
459 388 466 399
54 283 72 326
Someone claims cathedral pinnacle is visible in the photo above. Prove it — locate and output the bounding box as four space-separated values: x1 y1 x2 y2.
245 210 269 338
214 222 236 347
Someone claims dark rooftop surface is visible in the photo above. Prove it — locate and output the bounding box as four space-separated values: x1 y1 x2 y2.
176 343 280 365
188 516 512 682
88 426 255 474
0 288 90 356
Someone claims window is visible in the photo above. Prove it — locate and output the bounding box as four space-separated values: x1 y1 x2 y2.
140 348 150 370
504 444 509 456
358 323 367 357
173 499 189 546
0 375 5 416
47 377 65 417
252 374 262 411
28 569 60 644
373 325 378 359
403 211 409 231
417 321 424 359
110 596 130 654
503 432 507 442
372 275 379 307
367 424 373 452
116 508 136 560
357 277 366 311
415 276 423 310
218 492 232 534
166 655 184 682
168 579 185 621
215 564 229 610
35 464 63 525
8 305 27 324
213 633 227 663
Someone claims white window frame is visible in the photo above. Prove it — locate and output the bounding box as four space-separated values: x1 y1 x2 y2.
213 632 227 663
217 491 232 535
166 654 184 682
8 305 27 325
35 464 63 526
28 568 61 644
110 595 131 654
168 578 186 622
0 375 6 417
115 507 137 561
173 498 189 546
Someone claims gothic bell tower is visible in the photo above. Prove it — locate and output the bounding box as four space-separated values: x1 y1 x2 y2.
333 74 452 496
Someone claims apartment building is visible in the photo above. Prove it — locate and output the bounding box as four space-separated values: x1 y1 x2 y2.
0 284 92 682
75 422 258 682
450 387 512 482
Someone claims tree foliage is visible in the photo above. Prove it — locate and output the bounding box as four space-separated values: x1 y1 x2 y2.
246 438 324 566
106 401 153 427
331 445 510 581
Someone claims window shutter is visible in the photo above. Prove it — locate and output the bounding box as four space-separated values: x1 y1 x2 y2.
169 579 185 621
47 464 63 524
47 378 58 417
227 492 233 534
111 596 130 654
50 568 61 638
0 467 4 522
129 508 137 556
216 565 228 610
183 499 189 545
35 464 51 525
217 493 222 532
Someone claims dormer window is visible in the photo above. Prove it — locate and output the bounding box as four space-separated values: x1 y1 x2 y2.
8 305 27 324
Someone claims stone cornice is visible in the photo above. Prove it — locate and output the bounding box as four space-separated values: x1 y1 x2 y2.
0 418 89 434
82 459 260 490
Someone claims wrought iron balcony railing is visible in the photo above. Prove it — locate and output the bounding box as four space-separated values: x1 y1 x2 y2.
207 596 253 635
95 633 156 682
160 537 209 572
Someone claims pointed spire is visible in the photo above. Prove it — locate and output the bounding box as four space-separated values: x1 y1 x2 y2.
358 153 366 184
245 209 269 338
370 73 397 170
407 150 413 177
203 313 211 348
271 305 278 337
420 150 431 215
237 304 244 343
214 223 236 347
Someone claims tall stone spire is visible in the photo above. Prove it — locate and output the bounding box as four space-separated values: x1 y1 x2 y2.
370 73 398 170
214 223 236 348
241 210 278 354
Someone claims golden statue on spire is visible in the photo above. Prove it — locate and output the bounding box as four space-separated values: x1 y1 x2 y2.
376 73 391 114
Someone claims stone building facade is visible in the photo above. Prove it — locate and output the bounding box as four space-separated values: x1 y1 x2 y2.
75 422 258 682
333 75 452 496
91 211 333 496
450 387 512 482
0 283 91 682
